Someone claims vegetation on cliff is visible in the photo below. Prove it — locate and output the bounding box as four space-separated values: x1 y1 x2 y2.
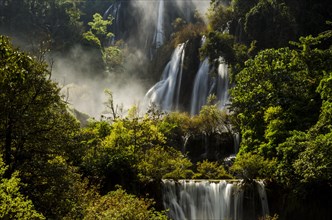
0 0 331 219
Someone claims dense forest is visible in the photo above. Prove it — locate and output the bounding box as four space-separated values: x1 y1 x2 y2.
0 0 331 219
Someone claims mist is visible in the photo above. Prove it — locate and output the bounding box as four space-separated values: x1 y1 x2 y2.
52 0 211 118
51 45 147 118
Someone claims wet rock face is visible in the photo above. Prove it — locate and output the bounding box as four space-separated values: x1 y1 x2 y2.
185 132 234 163
178 37 201 111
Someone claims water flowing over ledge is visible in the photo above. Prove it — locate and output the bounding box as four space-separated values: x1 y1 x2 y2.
162 179 269 220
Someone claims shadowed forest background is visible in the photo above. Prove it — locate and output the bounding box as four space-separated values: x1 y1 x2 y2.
0 0 331 219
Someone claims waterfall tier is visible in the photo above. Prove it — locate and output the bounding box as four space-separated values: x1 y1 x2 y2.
145 43 186 111
145 42 231 113
163 179 269 220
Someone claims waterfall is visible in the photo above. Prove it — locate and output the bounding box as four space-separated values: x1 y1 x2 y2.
145 43 185 111
256 180 270 218
217 60 230 110
103 0 122 44
189 59 230 115
190 58 210 115
163 180 244 220
163 179 269 220
154 0 165 48
233 132 240 154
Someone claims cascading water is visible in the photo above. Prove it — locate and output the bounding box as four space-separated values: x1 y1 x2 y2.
154 0 165 48
103 0 122 45
217 60 230 110
189 58 230 115
256 180 270 217
190 58 210 115
145 43 186 111
233 132 240 154
163 179 270 220
189 35 231 115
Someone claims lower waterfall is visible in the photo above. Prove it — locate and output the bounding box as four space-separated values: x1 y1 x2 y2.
162 179 269 220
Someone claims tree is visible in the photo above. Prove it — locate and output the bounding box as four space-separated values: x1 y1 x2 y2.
0 0 83 51
232 0 259 16
84 187 167 220
245 0 297 49
137 146 194 183
0 156 45 219
22 155 96 219
193 160 232 179
293 133 332 184
230 152 276 181
0 35 79 174
0 36 95 218
83 13 113 48
230 44 328 154
81 114 169 189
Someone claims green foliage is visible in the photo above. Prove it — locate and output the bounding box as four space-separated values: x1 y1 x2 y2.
245 0 296 49
1 0 332 217
201 31 236 65
276 129 332 190
172 23 206 46
259 106 288 157
82 120 138 186
200 31 249 76
315 68 332 133
83 30 102 48
78 0 113 26
207 2 235 32
275 131 308 187
194 160 233 179
0 35 79 172
317 71 332 101
0 156 45 219
231 45 324 153
84 187 168 220
0 35 95 219
22 155 95 219
284 0 332 37
137 146 193 182
83 13 113 48
230 152 277 181
81 114 193 188
196 103 232 136
293 133 332 184
259 214 279 220
0 0 83 50
232 0 259 16
103 89 124 121
104 45 124 70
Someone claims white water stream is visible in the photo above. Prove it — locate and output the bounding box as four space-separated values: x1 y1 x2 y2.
145 43 185 111
163 179 269 220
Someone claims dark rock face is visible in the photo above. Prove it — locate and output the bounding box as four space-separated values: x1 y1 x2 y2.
177 37 202 111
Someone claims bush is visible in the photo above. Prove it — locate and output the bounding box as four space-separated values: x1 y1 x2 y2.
0 156 45 220
84 187 167 220
230 152 277 181
172 23 206 46
137 146 194 183
193 160 233 179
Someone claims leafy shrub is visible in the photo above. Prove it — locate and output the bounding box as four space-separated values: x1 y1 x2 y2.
230 152 277 181
0 156 45 219
193 160 233 179
137 146 194 183
84 187 167 220
172 23 206 46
